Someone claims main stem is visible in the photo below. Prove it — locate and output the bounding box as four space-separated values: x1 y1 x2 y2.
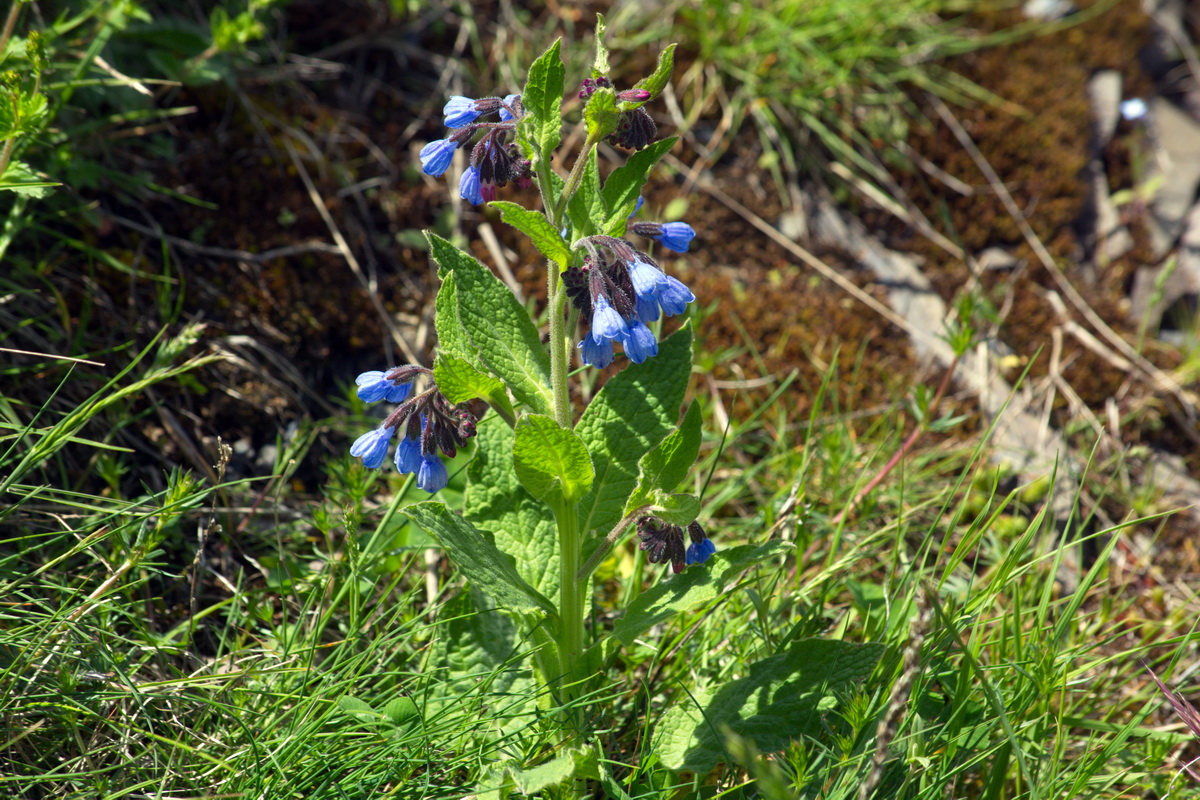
540 132 603 716
554 501 584 706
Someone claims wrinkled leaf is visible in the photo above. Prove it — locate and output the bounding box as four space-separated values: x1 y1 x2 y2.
645 492 700 527
513 414 594 506
601 137 678 232
583 86 619 142
518 40 565 159
465 420 559 599
656 638 885 773
405 501 556 617
625 402 702 514
576 325 692 542
434 352 514 421
429 233 553 415
491 201 572 270
480 746 598 800
434 276 479 367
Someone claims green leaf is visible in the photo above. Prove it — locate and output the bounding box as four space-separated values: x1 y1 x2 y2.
428 233 553 415
566 148 607 238
518 40 565 160
434 276 478 367
625 402 703 514
424 588 539 739
491 201 572 270
404 501 556 617
0 161 57 197
575 325 692 541
583 87 619 142
481 747 598 800
601 137 678 232
382 696 420 727
646 492 700 527
512 414 594 506
465 420 559 599
336 696 378 724
434 352 514 421
609 541 793 649
655 638 885 773
631 44 677 105
591 13 610 78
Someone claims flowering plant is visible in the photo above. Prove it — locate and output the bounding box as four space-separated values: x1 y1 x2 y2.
348 20 789 753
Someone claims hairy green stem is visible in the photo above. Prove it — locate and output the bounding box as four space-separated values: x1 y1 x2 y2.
547 266 571 429
554 500 584 702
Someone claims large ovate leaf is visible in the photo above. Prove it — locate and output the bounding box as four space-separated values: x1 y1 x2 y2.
513 414 594 506
609 541 792 648
465 421 559 599
424 588 538 739
434 273 479 367
428 233 553 415
625 402 702 515
518 40 565 160
601 137 678 233
434 353 514 421
491 201 571 270
404 501 556 617
575 325 692 541
655 638 885 773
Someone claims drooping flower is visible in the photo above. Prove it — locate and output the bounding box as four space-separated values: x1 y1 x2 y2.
635 292 660 325
620 319 658 364
394 431 423 474
417 454 449 493
443 95 482 128
578 335 615 369
656 274 695 317
348 365 478 494
627 256 661 298
590 295 625 342
419 139 457 177
629 220 696 254
685 521 717 565
355 370 413 404
459 166 484 205
564 235 695 368
350 426 394 469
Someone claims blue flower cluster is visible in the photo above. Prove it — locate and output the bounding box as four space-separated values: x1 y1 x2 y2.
349 366 477 493
563 233 697 368
418 94 530 206
636 517 716 573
